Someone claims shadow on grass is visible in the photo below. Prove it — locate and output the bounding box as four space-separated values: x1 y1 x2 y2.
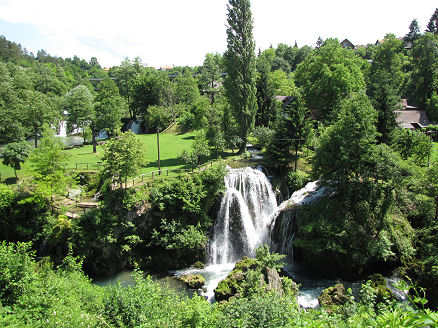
182 135 195 140
145 158 185 168
3 177 18 185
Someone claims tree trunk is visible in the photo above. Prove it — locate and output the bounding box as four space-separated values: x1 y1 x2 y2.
157 128 161 175
238 137 247 154
92 121 97 153
294 141 298 172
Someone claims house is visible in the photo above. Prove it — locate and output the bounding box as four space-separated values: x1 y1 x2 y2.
275 96 319 120
395 99 430 129
340 39 355 49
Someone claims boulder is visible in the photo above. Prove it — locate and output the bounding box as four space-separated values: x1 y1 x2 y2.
177 274 205 289
318 283 350 308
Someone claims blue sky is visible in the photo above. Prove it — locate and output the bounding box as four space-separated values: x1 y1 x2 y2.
0 0 436 68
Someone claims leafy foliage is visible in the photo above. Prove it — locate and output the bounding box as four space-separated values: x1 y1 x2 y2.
101 131 147 188
224 0 258 152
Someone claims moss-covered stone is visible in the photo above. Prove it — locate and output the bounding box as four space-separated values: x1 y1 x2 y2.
193 261 205 269
366 273 394 303
214 256 299 302
177 274 205 289
318 283 350 308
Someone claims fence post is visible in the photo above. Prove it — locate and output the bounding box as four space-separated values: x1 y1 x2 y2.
152 172 155 179
76 163 78 169
142 175 144 183
87 163 89 170
167 169 169 176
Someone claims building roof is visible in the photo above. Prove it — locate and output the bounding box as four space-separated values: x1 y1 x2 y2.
395 110 430 129
340 39 355 49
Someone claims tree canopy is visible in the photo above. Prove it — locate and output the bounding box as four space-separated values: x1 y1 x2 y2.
224 0 258 153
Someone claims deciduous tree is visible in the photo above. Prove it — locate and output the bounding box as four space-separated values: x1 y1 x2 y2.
2 141 31 179
295 38 366 122
94 76 123 138
101 131 147 188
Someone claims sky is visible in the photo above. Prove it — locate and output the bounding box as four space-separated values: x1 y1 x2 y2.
0 0 436 68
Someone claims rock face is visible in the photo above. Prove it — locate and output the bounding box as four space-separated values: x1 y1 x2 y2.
318 283 351 308
177 274 206 289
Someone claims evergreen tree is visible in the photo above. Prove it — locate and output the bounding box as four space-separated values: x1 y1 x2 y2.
255 55 275 127
426 8 438 34
224 0 258 153
411 33 438 109
313 92 378 191
367 34 404 144
404 18 421 43
266 94 311 171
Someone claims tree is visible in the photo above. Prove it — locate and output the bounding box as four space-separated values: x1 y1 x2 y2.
255 55 275 127
94 76 123 138
367 34 404 144
64 85 94 144
112 58 143 120
313 92 378 190
131 69 165 121
146 105 172 173
24 90 58 148
392 128 432 163
205 106 226 158
198 53 222 102
294 38 366 122
101 131 147 188
2 141 31 179
410 33 438 110
426 8 438 34
404 18 421 43
29 125 70 199
178 132 210 169
174 72 201 106
266 94 311 171
223 0 258 153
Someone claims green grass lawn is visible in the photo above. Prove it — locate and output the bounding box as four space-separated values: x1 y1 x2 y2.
431 142 438 163
0 132 198 183
1 131 237 184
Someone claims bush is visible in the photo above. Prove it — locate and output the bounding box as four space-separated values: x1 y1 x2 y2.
285 170 310 192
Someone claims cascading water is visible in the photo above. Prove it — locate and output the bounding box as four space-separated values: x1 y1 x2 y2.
56 120 67 137
208 166 277 264
270 181 328 260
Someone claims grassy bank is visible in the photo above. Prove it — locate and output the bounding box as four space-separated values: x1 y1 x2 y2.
1 132 198 182
0 131 238 184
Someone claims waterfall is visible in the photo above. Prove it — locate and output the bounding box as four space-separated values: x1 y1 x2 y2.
270 181 328 259
56 120 67 137
208 167 277 264
129 120 141 134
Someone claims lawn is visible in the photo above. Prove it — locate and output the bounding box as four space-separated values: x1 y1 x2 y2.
431 141 438 164
0 131 199 182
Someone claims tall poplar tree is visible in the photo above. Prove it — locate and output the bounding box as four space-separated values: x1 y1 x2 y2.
224 0 258 153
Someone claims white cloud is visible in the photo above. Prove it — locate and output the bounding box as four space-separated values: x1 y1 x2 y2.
0 0 436 67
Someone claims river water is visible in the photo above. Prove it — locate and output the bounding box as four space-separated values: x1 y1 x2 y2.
93 153 407 308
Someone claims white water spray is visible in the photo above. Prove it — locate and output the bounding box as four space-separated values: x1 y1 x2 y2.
208 167 277 264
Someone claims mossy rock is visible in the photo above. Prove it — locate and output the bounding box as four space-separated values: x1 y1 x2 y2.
214 278 235 302
234 256 258 272
366 274 394 303
213 257 258 302
177 274 205 289
318 283 350 308
193 261 205 269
